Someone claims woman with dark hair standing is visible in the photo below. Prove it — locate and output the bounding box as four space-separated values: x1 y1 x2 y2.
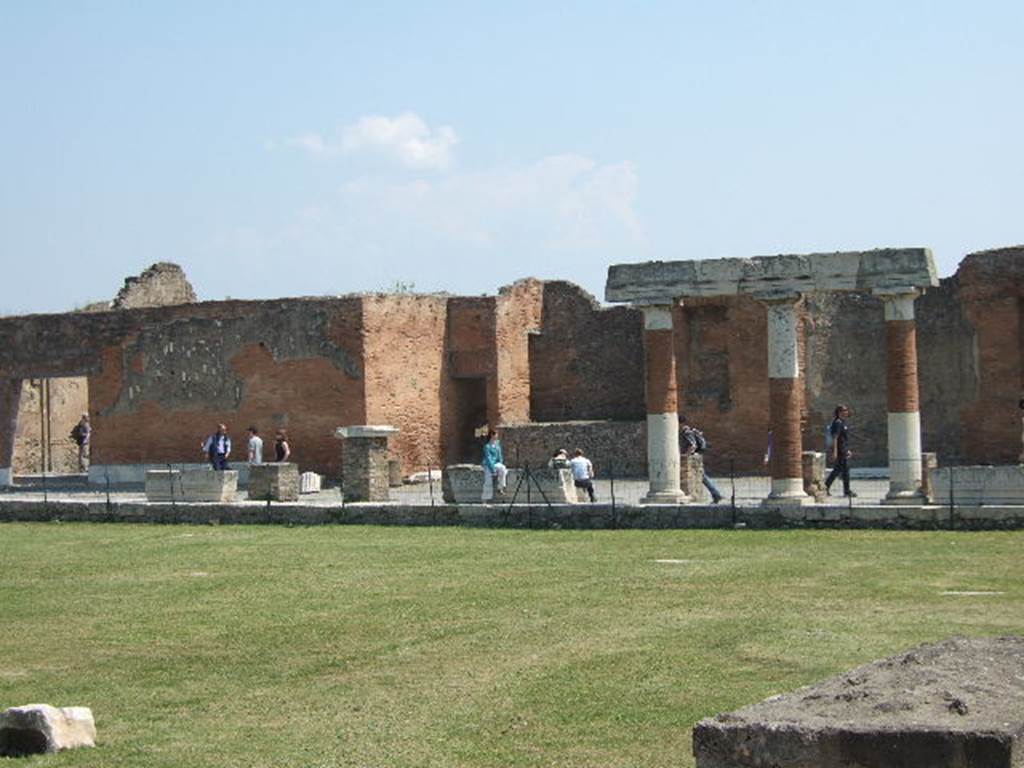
274 429 291 463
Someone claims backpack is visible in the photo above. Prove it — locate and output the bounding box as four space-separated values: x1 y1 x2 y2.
70 423 83 445
691 428 708 454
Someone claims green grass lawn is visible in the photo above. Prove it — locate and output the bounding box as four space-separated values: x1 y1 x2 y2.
1 524 1021 767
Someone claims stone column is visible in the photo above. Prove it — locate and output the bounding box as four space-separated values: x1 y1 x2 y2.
335 425 398 502
760 294 809 503
639 304 688 504
0 378 22 487
876 288 925 502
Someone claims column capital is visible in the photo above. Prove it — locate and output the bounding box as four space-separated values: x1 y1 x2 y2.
874 287 919 322
753 290 802 306
638 303 676 330
873 286 920 299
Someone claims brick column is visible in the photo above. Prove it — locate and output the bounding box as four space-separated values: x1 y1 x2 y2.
0 378 22 487
876 288 925 502
640 305 688 504
335 425 398 502
760 294 809 503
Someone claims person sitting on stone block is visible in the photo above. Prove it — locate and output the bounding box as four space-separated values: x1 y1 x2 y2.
481 429 507 501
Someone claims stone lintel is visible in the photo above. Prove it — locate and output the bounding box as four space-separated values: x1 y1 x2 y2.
335 425 399 440
605 248 937 303
693 635 1024 768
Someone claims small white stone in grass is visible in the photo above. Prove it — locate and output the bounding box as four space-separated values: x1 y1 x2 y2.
654 559 698 564
0 704 95 756
941 590 1004 596
189 571 210 577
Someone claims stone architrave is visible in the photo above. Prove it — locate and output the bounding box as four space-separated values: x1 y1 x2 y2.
759 292 809 505
877 287 926 502
0 704 96 756
639 305 688 504
335 425 398 502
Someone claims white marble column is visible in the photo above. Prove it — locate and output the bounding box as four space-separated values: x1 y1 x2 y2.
761 293 809 503
876 287 925 502
640 304 688 504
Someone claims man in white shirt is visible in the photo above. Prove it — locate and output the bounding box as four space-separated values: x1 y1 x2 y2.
247 426 263 464
568 448 596 502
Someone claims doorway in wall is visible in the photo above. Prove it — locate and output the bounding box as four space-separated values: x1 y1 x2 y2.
450 377 488 464
13 377 89 475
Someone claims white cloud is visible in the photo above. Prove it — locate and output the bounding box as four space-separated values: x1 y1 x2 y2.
287 112 458 170
331 153 641 251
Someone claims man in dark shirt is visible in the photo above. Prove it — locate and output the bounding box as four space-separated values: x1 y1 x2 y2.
825 404 856 497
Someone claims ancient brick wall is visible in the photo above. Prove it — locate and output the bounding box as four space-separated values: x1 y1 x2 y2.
362 294 449 476
84 298 367 479
954 247 1024 465
528 282 644 422
442 297 496 464
494 279 544 425
675 295 772 471
802 292 889 465
499 420 646 476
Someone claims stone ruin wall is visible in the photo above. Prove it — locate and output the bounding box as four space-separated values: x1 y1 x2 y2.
494 278 544 426
12 262 197 475
4 248 1023 480
527 281 645 422
523 248 1024 473
112 262 197 310
362 294 449 478
86 297 368 480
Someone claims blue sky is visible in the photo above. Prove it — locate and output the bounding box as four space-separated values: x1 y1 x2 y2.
2 1 1021 314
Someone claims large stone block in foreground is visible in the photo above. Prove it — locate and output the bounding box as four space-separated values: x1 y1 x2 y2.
248 462 299 501
145 468 238 502
693 636 1024 767
0 704 96 756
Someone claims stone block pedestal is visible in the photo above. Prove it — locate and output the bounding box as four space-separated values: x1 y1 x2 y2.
336 425 398 502
442 464 577 503
145 469 237 502
248 463 299 501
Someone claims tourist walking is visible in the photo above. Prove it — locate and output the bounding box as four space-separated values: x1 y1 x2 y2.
680 416 723 504
825 404 856 497
568 448 597 502
481 429 507 501
202 424 232 470
70 413 91 473
247 426 263 465
274 429 291 462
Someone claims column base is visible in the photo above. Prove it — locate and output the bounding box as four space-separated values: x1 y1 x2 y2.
882 487 926 505
0 467 11 488
640 489 690 505
763 477 811 507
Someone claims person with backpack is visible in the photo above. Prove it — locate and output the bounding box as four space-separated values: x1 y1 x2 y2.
70 413 91 472
825 404 856 497
680 415 722 504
